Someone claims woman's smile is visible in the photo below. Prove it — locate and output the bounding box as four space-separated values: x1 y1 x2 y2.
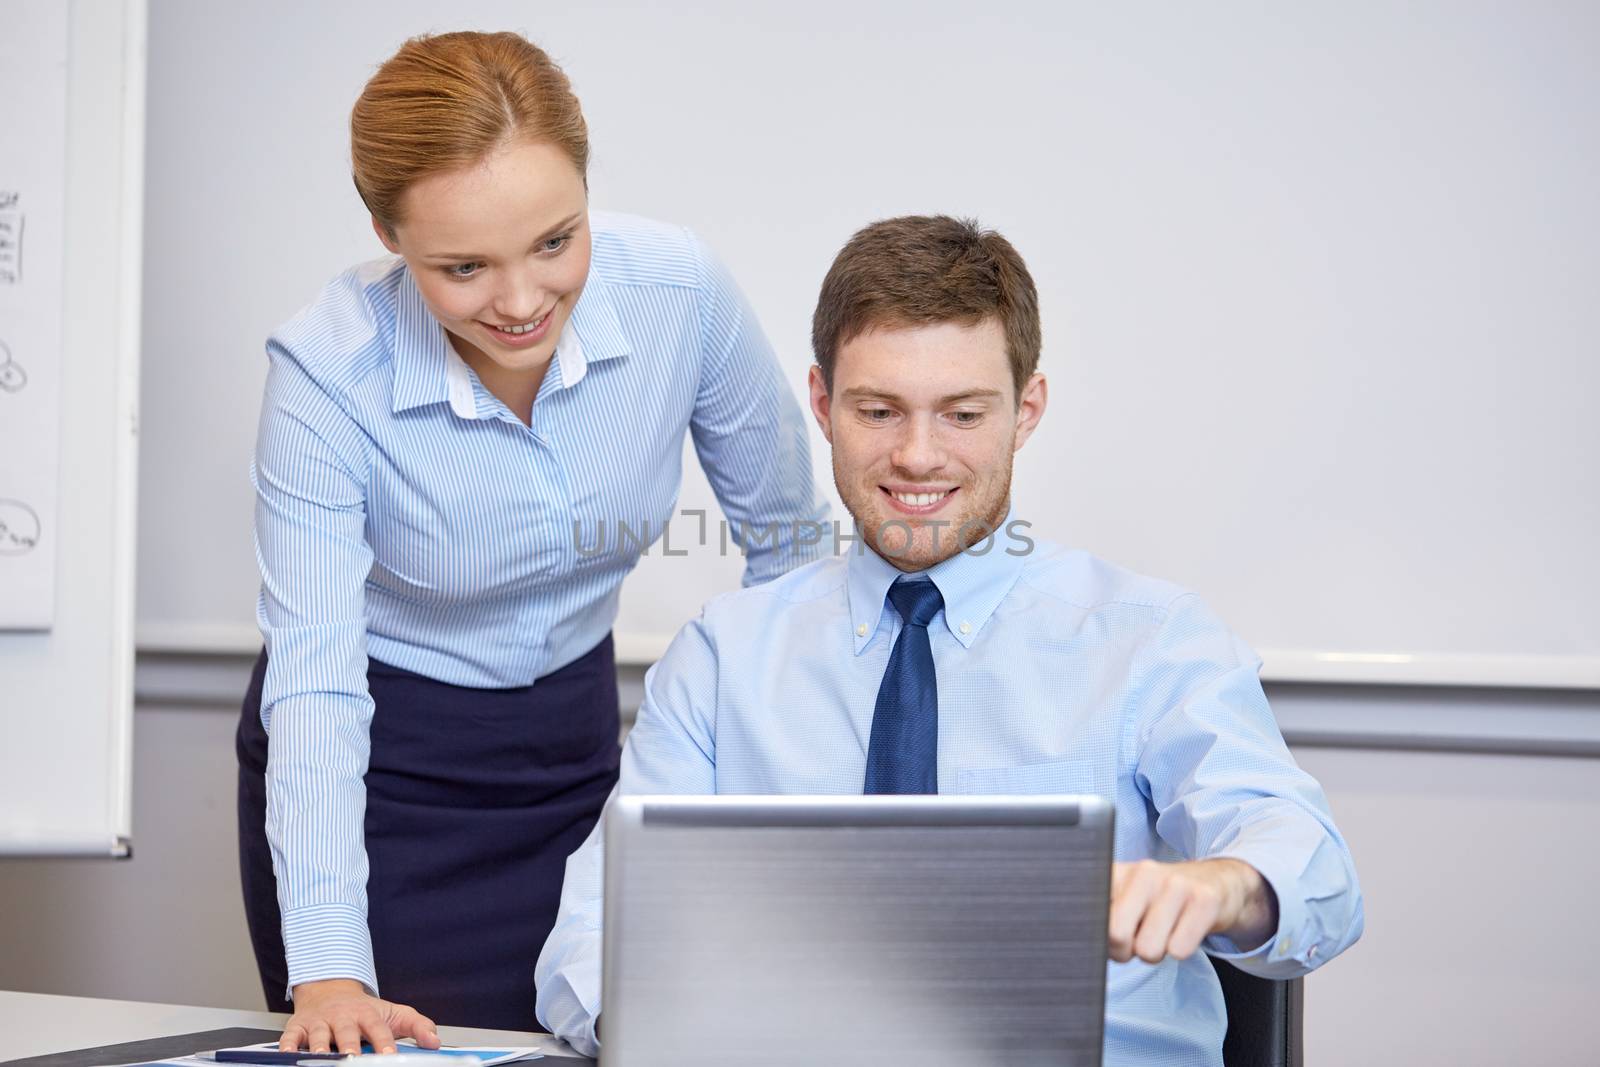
481 307 557 348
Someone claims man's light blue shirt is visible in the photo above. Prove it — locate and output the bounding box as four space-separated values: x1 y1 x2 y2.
252 211 827 995
535 524 1364 1065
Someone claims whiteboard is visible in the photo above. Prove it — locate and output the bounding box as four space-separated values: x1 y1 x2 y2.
132 1 1600 688
0 0 145 856
0 0 66 627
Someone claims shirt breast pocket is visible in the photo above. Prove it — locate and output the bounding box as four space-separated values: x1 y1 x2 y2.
954 758 1102 797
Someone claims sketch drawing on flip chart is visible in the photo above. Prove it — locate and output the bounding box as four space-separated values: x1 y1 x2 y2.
0 339 26 392
0 500 41 556
0 191 19 283
0 191 21 285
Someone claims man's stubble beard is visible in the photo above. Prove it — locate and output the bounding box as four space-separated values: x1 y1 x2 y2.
834 456 1014 572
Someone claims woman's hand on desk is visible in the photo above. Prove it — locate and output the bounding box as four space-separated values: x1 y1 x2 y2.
279 978 442 1055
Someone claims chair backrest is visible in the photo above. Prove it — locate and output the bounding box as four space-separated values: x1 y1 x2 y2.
1212 957 1304 1067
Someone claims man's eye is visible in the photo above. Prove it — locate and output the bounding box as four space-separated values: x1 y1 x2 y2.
951 411 982 425
863 408 894 422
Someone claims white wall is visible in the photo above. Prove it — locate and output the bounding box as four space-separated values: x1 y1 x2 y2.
1290 745 1598 1063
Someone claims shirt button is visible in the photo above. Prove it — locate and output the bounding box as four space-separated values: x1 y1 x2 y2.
856 624 867 637
959 622 972 635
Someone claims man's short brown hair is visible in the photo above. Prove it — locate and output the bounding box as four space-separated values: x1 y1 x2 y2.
811 215 1041 398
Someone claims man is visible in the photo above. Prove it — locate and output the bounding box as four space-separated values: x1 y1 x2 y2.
535 215 1363 1064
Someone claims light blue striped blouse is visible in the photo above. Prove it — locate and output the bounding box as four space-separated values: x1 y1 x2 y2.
535 530 1365 1064
252 211 828 996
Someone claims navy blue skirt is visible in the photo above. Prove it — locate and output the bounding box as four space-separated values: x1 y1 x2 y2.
236 636 621 1031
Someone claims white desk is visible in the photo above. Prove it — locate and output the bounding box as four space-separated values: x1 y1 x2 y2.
0 991 584 1062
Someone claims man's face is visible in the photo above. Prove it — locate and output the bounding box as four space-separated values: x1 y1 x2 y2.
810 318 1047 571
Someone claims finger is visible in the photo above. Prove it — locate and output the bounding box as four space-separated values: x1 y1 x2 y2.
1107 863 1151 962
390 1005 442 1049
361 1008 398 1056
278 1021 307 1052
1107 861 1160 963
1168 889 1223 960
1110 861 1134 897
413 1011 442 1050
332 1017 365 1056
305 1021 334 1055
1132 879 1189 964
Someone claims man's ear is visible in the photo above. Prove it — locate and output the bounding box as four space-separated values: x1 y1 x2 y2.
1012 372 1048 452
808 365 834 444
372 216 400 254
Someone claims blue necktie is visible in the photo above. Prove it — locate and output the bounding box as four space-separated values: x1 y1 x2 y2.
863 580 945 795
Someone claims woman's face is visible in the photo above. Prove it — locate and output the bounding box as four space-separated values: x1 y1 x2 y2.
377 138 592 380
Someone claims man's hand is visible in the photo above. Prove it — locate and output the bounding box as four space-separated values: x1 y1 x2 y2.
1108 858 1278 964
278 978 441 1055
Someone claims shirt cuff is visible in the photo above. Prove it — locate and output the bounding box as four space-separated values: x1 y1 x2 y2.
576 1018 600 1059
1203 849 1316 977
282 901 379 1000
536 953 602 1056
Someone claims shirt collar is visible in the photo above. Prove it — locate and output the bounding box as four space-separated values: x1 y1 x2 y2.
441 342 482 418
390 255 633 417
390 262 453 414
561 266 632 384
844 505 1028 655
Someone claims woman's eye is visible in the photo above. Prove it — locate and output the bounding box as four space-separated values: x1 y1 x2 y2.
543 233 571 253
446 262 483 279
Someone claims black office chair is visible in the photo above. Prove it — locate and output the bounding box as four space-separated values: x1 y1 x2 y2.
1213 957 1304 1067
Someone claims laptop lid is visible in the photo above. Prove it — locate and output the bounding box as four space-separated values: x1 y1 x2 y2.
601 794 1113 1067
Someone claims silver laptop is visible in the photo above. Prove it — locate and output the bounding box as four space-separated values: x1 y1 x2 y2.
601 794 1113 1067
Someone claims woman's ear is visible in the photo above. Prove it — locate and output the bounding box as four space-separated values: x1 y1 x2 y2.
372 216 400 254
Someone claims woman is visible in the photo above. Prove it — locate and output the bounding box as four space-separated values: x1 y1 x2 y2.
236 30 825 1054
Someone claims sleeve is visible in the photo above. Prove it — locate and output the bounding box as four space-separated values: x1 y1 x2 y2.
251 340 381 997
1130 593 1366 980
687 233 830 585
535 612 721 1055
